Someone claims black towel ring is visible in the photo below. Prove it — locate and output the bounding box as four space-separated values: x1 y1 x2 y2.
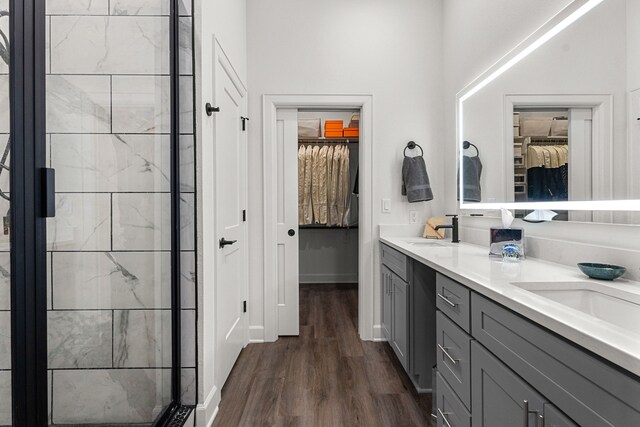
463 140 479 156
404 141 424 157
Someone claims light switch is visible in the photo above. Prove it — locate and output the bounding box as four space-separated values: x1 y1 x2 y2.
409 211 418 224
382 199 391 213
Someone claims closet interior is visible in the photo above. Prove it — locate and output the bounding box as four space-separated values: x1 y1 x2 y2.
298 110 360 285
514 108 570 220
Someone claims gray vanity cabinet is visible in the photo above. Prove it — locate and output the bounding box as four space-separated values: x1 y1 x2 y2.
471 341 547 427
380 265 392 341
380 243 437 391
391 273 409 369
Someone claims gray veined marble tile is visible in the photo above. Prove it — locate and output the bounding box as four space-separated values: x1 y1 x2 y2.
0 371 10 426
46 0 110 16
181 368 196 405
0 1 7 76
180 134 195 192
180 17 193 75
47 193 111 251
52 251 172 309
50 16 169 75
0 135 8 200
51 134 171 193
181 251 196 309
112 193 195 251
52 368 171 424
46 75 111 134
0 311 9 370
112 75 194 134
111 0 192 17
181 309 196 368
48 310 113 369
113 309 171 368
0 253 9 311
0 76 8 133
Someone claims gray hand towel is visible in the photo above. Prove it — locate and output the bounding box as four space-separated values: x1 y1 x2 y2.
402 155 434 203
457 155 483 202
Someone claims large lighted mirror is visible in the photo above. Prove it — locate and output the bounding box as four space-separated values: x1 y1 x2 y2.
458 0 640 223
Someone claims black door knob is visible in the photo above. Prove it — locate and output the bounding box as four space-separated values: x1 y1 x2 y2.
206 103 220 116
219 238 237 248
288 229 296 237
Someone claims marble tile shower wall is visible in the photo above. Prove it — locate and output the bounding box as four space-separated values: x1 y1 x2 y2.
2 0 195 424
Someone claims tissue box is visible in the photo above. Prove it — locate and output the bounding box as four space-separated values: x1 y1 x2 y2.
489 227 524 258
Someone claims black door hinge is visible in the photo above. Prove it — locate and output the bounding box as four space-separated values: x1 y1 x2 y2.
243 300 247 313
241 116 249 131
242 210 247 222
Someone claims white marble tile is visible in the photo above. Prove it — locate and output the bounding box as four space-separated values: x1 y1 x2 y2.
112 75 169 134
113 309 171 368
48 310 112 368
112 193 194 251
181 251 195 309
52 251 171 309
112 75 193 134
0 76 8 133
180 17 193 75
0 312 9 370
51 134 171 193
47 193 111 251
181 368 196 405
0 198 9 252
180 134 195 192
0 370 10 426
45 17 50 74
47 0 110 15
46 75 111 134
0 1 8 75
0 253 8 311
50 16 169 75
52 369 171 424
111 0 192 16
181 309 195 368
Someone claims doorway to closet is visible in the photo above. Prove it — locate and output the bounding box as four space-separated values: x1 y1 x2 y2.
263 94 375 342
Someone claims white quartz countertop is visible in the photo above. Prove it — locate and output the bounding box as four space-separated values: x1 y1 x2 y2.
379 236 640 377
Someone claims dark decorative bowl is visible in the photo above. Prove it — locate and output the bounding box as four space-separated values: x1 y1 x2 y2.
577 263 626 280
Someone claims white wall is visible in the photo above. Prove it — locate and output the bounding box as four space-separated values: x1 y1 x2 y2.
193 0 246 425
247 0 444 339
443 0 640 281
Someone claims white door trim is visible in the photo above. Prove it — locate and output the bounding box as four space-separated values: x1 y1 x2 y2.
262 94 374 342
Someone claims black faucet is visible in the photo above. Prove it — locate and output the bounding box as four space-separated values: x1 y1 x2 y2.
435 214 459 243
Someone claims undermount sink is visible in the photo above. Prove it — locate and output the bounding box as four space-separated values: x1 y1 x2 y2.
511 281 640 334
402 239 448 247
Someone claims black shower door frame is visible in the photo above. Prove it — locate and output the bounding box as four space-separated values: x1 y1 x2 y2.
9 0 183 425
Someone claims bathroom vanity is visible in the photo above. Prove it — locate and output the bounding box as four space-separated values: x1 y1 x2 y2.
380 238 640 427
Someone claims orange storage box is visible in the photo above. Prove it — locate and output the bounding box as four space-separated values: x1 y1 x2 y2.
343 127 359 138
324 120 344 130
324 130 344 138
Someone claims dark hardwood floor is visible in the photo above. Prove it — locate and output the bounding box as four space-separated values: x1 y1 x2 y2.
213 283 434 427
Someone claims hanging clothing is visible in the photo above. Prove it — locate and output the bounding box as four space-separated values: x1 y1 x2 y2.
526 144 569 201
317 145 329 224
328 145 341 226
302 145 314 224
337 145 350 226
298 145 307 224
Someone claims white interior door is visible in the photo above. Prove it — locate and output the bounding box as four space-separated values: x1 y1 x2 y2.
629 89 640 224
214 48 248 386
276 109 299 336
568 108 593 222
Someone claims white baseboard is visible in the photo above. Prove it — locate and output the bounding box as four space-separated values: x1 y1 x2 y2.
249 325 265 343
299 273 358 284
372 324 387 342
195 385 220 427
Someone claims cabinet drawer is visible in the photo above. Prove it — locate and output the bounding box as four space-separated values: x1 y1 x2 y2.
435 372 471 427
381 243 409 281
544 403 578 427
436 273 470 333
436 311 471 410
472 292 640 427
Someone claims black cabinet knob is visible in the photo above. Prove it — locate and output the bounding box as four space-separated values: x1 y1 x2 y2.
288 229 296 237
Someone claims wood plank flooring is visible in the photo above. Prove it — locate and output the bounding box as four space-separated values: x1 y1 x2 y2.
213 284 434 427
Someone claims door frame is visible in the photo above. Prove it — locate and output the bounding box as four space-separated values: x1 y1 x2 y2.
262 94 374 342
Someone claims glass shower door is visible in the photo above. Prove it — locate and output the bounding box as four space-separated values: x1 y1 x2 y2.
45 2 174 424
0 1 11 424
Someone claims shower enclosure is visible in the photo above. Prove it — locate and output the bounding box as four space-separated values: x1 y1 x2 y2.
1 0 195 425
